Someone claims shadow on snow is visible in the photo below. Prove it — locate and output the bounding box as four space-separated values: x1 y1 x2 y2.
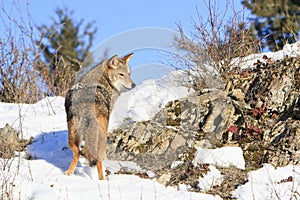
27 130 73 171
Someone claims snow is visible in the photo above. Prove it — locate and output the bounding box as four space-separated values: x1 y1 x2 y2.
231 41 300 69
194 147 245 170
232 164 300 200
0 97 66 139
2 152 222 200
109 70 193 131
198 165 223 192
1 42 300 199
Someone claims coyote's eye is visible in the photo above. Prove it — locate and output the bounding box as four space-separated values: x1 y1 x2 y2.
119 73 124 77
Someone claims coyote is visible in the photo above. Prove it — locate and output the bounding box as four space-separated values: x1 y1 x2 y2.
64 53 136 180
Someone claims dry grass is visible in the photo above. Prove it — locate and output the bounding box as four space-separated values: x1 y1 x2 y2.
36 51 78 97
0 1 79 103
0 36 43 103
174 0 261 91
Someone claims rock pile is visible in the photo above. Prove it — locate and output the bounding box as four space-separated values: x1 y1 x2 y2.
226 56 300 168
107 55 300 195
106 98 203 171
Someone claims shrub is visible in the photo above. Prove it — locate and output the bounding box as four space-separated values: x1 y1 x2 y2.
175 0 261 91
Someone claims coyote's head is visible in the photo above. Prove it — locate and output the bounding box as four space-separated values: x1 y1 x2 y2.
106 53 136 92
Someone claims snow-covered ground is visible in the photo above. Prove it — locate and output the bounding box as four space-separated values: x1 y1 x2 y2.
232 164 300 200
1 42 300 199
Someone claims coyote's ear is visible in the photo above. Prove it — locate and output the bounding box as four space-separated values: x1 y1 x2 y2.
122 53 134 65
108 55 120 69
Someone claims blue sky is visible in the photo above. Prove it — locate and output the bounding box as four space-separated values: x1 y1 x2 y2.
1 0 248 84
25 0 247 45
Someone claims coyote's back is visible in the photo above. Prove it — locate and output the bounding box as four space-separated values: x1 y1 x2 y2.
64 53 135 180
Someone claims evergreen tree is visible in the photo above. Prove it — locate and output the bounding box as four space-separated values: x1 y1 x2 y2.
242 0 300 51
37 7 97 96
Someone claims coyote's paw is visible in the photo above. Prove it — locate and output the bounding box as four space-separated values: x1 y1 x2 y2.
64 169 74 176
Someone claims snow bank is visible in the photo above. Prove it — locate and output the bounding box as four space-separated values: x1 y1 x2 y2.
109 70 193 131
194 147 245 170
232 164 300 200
0 97 66 139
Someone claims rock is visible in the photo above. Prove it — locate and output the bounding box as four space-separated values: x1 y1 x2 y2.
264 119 300 167
0 124 20 158
107 99 202 171
0 124 31 158
157 173 172 185
199 89 236 143
245 57 300 119
106 55 300 195
226 56 300 169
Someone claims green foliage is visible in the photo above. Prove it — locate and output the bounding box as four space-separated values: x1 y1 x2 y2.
242 0 300 51
37 7 97 96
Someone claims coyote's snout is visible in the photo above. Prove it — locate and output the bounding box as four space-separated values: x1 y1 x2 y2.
64 53 135 180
